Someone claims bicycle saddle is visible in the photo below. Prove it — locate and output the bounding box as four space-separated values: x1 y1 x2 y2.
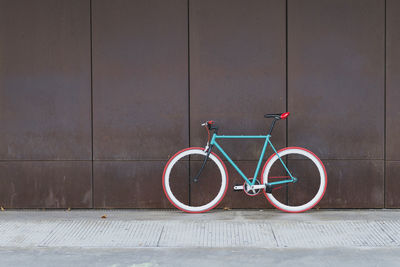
264 112 290 120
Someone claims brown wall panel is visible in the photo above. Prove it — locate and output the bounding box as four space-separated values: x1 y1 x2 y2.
0 0 91 160
385 0 400 208
317 160 384 208
92 0 188 160
386 0 400 161
385 161 400 208
288 0 384 160
0 161 92 208
94 161 186 208
190 0 286 161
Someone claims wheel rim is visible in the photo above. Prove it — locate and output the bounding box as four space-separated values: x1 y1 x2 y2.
261 148 327 213
163 148 228 213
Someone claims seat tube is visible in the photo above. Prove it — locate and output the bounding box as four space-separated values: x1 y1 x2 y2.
252 135 270 184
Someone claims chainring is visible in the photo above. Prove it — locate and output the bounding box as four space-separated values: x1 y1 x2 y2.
243 178 261 196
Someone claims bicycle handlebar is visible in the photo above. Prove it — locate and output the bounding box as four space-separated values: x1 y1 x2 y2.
201 120 216 129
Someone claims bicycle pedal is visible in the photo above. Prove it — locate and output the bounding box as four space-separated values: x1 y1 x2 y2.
265 184 273 193
233 185 244 191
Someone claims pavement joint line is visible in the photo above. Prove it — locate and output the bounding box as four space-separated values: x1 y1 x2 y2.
271 225 279 247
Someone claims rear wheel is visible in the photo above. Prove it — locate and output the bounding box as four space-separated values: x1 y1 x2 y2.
162 147 228 213
261 147 327 213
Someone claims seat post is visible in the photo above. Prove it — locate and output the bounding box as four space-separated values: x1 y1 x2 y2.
268 118 278 135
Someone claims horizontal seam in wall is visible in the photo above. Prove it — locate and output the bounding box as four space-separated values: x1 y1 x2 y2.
0 158 386 162
91 158 385 161
0 159 92 162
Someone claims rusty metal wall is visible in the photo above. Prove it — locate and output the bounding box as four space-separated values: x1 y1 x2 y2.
0 0 92 208
0 0 398 209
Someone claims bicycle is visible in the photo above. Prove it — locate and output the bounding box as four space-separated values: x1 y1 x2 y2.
162 112 327 213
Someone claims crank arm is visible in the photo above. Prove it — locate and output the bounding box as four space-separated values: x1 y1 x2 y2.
233 184 266 191
233 185 244 191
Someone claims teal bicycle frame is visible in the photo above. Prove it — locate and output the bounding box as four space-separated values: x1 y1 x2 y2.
210 134 295 187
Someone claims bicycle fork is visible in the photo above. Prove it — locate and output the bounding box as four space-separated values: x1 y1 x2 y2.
192 144 213 183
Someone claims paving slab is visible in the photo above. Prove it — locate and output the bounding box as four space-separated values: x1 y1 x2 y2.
1 247 400 267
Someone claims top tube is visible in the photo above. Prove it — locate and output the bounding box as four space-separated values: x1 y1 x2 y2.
214 135 270 139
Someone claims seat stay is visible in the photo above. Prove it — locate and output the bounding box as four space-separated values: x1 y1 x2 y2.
267 139 295 180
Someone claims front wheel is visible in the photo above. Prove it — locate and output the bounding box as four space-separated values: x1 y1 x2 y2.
261 147 327 213
162 147 228 213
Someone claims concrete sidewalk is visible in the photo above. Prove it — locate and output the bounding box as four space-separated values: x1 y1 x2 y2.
1 209 400 248
0 209 400 266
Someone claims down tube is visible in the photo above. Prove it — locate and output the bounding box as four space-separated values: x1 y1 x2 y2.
212 141 253 185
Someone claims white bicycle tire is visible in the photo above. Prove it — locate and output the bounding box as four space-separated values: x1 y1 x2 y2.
163 147 228 213
261 147 327 213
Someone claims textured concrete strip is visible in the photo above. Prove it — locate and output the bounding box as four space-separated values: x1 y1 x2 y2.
377 221 400 244
0 221 59 247
159 222 276 247
271 221 398 248
39 221 163 247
